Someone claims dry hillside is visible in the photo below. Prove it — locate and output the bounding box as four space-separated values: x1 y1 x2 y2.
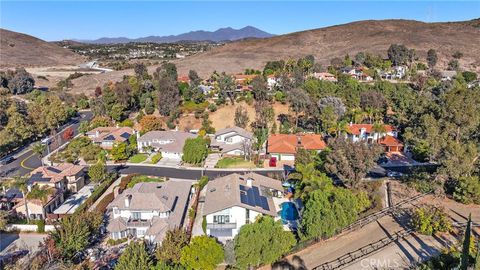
0 28 85 68
175 19 480 76
70 19 480 95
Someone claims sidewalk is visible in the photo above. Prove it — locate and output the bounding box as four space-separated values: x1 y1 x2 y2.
191 187 207 237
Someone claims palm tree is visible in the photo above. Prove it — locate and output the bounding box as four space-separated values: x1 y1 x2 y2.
31 142 46 166
328 120 349 137
8 176 30 223
372 122 387 142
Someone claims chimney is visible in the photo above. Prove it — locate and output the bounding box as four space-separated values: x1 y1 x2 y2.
349 122 353 126
297 136 302 146
95 130 100 138
246 177 254 187
125 194 132 208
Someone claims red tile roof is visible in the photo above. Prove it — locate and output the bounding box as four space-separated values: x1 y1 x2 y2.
177 75 190 82
378 135 403 146
30 163 84 183
268 134 326 154
346 124 395 135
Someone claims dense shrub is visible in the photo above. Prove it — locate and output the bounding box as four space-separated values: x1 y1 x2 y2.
151 153 162 164
411 206 452 235
95 192 114 213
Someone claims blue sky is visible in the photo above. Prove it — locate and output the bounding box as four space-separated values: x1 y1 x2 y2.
1 1 479 41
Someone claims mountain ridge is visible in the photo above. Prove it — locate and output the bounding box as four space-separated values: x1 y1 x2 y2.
77 26 274 44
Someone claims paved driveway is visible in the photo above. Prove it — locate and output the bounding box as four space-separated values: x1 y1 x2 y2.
0 233 46 255
204 154 221 168
156 158 181 167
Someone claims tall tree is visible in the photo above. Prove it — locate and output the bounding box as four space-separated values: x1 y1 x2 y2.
234 106 249 129
156 228 188 265
387 44 408 66
116 241 152 270
427 49 438 70
300 188 370 240
88 159 107 182
218 73 236 104
324 138 383 188
139 115 163 132
234 216 296 269
182 137 207 165
287 88 311 129
251 76 269 101
31 142 46 166
180 236 224 270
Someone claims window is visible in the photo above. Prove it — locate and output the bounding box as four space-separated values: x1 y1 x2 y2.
213 215 229 224
132 212 141 220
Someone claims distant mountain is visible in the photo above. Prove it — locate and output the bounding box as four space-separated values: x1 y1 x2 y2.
80 26 275 44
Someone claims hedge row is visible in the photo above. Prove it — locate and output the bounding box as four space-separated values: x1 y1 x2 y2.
95 192 115 213
74 173 118 214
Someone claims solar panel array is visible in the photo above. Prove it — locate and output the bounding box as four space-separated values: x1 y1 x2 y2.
239 185 270 211
120 132 131 139
46 167 62 174
104 135 116 141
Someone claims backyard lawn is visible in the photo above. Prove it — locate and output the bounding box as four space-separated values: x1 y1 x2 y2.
128 154 148 163
215 157 256 168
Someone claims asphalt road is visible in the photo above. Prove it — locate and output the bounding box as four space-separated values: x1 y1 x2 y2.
107 165 284 180
0 111 93 178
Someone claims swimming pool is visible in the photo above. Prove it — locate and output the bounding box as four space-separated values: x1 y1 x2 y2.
280 202 299 221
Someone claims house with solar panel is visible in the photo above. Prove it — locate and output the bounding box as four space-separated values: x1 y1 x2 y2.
27 163 86 193
11 163 85 220
203 173 292 241
85 126 135 150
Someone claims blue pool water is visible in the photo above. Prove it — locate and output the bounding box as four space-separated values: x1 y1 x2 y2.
281 202 299 221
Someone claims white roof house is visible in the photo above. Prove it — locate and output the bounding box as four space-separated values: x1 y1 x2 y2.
203 173 285 241
137 131 196 159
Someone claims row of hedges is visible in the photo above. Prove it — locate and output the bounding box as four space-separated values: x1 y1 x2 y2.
95 192 115 213
74 173 118 214
118 174 139 192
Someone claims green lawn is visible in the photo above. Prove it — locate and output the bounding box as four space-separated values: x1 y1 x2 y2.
128 154 148 163
215 157 255 168
126 175 165 188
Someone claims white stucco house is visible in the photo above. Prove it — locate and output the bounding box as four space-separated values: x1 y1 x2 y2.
107 180 192 243
203 173 285 241
137 131 196 160
345 123 397 143
210 126 253 156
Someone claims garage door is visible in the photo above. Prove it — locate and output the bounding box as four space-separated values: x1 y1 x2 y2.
210 229 233 238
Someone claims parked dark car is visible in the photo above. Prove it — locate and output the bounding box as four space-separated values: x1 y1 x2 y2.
0 156 14 165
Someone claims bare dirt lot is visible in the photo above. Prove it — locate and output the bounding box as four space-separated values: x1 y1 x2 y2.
178 101 290 132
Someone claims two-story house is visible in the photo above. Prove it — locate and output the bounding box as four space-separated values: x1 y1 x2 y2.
27 163 86 193
210 126 253 156
13 186 64 220
203 173 285 242
86 126 135 150
107 180 192 243
345 123 403 152
137 131 196 160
